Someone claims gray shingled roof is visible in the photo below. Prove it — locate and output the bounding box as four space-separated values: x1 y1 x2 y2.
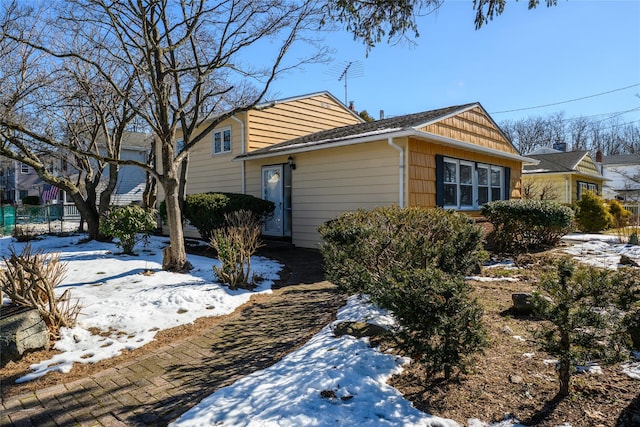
602 154 640 166
522 150 590 173
237 102 480 158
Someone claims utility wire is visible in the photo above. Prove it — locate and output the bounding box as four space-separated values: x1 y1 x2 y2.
491 83 640 114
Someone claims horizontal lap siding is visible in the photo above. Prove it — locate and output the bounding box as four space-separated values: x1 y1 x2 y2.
186 117 244 195
521 174 568 203
244 141 400 248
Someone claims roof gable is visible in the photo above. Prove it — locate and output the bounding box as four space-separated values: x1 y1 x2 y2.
238 102 487 158
418 104 519 156
523 150 597 174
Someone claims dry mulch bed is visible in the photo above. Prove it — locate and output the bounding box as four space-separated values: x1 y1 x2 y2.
390 261 640 427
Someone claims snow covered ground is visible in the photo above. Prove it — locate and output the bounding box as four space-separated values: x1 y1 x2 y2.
0 235 281 382
1 232 639 426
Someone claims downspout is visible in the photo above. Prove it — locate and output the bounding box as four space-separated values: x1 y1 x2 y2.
388 137 405 207
565 176 570 204
231 115 246 194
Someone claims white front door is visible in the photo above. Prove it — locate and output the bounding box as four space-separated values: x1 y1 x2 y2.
262 165 283 236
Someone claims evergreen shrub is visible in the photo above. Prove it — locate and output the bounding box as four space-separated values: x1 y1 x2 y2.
574 190 613 232
608 199 632 228
481 199 574 253
99 205 157 254
532 258 638 396
180 193 274 239
319 206 487 379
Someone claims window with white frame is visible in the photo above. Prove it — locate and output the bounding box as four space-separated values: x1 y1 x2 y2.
212 127 231 155
577 181 598 199
441 157 506 209
20 163 29 174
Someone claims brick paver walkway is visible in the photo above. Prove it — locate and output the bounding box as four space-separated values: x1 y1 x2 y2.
1 281 346 426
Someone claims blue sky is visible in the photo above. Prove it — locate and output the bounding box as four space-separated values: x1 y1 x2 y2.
268 1 640 125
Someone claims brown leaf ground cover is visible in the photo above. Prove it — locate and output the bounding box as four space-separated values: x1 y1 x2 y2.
390 256 640 426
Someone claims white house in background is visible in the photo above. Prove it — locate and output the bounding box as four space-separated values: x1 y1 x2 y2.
599 153 640 203
108 131 152 206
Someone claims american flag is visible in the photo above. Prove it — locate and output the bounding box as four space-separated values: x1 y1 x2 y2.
41 184 59 203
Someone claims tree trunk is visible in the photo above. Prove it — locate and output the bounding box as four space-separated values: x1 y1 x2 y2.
558 328 571 397
69 192 101 241
98 163 119 215
160 176 191 272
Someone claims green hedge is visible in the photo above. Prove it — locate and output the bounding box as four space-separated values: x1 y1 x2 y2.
160 193 274 239
481 199 574 253
319 206 486 295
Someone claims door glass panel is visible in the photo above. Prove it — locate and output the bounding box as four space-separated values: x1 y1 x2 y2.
262 167 283 235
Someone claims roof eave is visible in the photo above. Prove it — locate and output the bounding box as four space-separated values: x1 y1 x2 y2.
235 129 539 164
234 129 416 161
523 170 607 181
415 131 539 164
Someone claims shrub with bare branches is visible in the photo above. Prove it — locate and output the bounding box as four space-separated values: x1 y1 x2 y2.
0 244 80 339
209 210 263 290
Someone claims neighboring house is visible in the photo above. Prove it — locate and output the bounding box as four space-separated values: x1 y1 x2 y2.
172 92 534 248
0 157 62 205
599 153 640 203
1 131 150 207
521 149 605 204
101 131 152 206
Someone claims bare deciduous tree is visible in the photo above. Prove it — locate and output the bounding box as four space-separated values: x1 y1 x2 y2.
15 0 329 272
0 1 139 240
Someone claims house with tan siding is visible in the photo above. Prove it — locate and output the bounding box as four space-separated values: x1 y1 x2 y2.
168 91 363 237
236 102 535 248
521 149 605 204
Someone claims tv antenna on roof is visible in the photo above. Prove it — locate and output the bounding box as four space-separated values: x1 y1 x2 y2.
328 61 364 106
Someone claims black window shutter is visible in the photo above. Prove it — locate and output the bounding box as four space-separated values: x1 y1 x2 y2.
504 167 511 200
435 154 444 207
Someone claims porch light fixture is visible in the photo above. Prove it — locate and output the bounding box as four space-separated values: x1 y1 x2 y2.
287 156 296 170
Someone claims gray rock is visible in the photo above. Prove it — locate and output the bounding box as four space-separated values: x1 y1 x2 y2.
333 321 387 338
0 306 50 367
620 254 639 267
509 374 524 384
512 293 534 315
